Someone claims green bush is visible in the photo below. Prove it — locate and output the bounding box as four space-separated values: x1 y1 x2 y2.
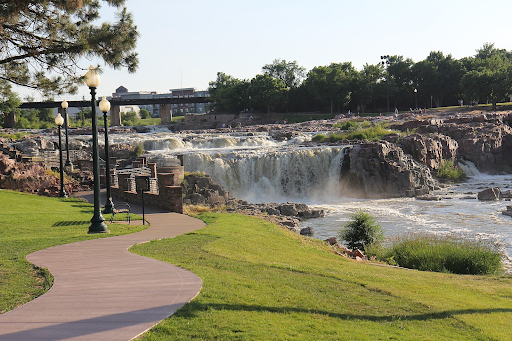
339 210 383 250
312 134 327 142
437 160 466 181
367 233 502 275
121 111 140 126
334 120 360 130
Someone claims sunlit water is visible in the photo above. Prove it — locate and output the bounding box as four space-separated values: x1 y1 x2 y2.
100 129 512 267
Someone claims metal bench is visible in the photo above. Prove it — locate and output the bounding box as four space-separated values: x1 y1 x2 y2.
109 202 131 224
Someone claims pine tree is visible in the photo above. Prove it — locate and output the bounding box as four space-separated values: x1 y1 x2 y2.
0 0 139 96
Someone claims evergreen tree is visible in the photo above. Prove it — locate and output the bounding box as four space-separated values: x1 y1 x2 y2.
0 0 139 96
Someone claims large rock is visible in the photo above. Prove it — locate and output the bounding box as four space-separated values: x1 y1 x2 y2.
477 187 501 201
395 133 458 170
344 141 437 198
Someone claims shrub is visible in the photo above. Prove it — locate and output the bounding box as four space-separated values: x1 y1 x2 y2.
334 120 360 130
339 210 383 250
121 111 140 126
312 134 327 142
133 144 145 156
437 160 466 181
368 233 503 275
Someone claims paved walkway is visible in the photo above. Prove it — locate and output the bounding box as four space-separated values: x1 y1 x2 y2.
0 191 205 340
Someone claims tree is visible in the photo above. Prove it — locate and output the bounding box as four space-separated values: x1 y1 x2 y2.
139 108 150 119
0 80 21 126
208 72 249 113
262 59 305 88
339 210 383 251
248 74 287 113
305 62 356 114
121 111 139 126
0 0 139 95
386 55 414 109
461 44 512 110
412 52 465 108
351 63 384 113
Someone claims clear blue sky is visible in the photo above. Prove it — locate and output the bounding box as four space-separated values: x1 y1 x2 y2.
14 0 512 101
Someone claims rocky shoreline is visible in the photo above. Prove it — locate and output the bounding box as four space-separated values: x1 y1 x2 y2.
3 107 512 231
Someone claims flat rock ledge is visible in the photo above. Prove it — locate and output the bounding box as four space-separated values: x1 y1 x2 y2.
226 202 325 233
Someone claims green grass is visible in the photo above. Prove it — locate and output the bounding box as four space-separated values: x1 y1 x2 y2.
367 233 502 275
313 122 399 142
139 118 161 125
0 132 32 140
132 213 512 340
0 190 146 313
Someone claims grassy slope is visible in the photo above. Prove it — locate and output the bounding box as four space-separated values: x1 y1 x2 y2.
0 190 145 313
132 213 512 340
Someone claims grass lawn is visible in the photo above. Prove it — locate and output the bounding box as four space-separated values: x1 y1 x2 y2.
132 213 512 340
139 117 161 125
0 189 146 313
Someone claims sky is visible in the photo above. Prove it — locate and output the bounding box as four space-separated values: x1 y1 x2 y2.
13 0 512 102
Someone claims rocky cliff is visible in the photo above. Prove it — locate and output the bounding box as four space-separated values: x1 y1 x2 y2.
342 141 437 198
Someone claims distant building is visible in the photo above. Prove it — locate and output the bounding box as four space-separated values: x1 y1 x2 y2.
112 86 158 116
110 86 209 117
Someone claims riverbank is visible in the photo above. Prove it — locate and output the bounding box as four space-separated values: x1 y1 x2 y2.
131 212 512 340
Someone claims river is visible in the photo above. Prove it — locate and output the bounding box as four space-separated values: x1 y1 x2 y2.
105 129 512 265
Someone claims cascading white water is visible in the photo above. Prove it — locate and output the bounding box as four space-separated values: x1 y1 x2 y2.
108 131 350 203
185 146 349 203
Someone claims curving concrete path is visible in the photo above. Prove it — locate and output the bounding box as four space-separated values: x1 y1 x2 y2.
0 191 205 340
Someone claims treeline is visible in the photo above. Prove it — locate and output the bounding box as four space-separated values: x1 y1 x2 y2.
208 43 512 114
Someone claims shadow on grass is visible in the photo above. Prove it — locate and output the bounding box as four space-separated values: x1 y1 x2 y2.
52 221 89 227
181 302 512 322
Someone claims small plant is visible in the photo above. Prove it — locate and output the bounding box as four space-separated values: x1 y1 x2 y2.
437 160 466 181
133 144 145 156
339 210 383 250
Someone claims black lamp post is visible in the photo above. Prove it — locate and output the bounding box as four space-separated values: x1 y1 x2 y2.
100 96 114 214
381 55 390 113
61 100 72 169
85 65 109 234
55 113 67 198
414 88 418 111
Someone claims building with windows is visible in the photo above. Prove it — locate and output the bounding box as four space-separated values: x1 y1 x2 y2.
111 86 209 117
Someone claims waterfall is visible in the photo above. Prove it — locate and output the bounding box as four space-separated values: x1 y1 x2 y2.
184 146 349 203
458 159 481 177
109 131 349 203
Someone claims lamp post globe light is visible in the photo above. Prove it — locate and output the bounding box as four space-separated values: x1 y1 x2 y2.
414 88 418 111
85 65 109 233
381 55 390 113
60 100 72 169
99 96 114 214
55 113 67 198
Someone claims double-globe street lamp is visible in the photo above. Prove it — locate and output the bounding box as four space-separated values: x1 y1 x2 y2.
85 65 109 234
60 100 72 169
99 96 114 214
54 113 67 198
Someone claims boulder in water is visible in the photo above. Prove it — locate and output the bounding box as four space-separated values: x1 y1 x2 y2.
478 187 501 201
